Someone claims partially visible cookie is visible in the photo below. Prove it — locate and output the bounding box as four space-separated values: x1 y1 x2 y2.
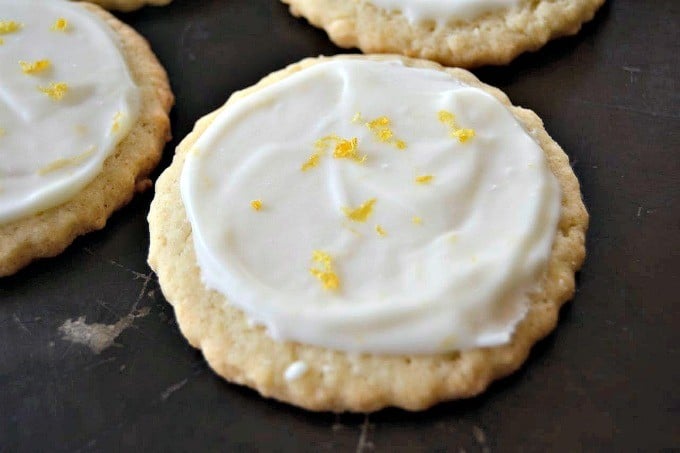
77 0 172 12
0 0 173 276
282 0 605 67
149 54 588 412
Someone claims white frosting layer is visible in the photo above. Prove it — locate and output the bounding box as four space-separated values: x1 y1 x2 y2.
0 0 139 224
368 0 520 23
181 59 560 355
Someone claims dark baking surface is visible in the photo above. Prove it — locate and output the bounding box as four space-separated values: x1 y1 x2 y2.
1 0 678 451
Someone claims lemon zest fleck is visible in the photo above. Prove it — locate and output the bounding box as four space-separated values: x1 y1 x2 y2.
0 21 21 35
452 128 475 143
20 59 51 75
310 250 340 291
415 174 434 185
111 112 124 134
301 152 321 171
412 216 423 225
250 199 263 211
38 146 95 175
342 198 377 223
375 225 387 237
38 82 68 100
51 18 69 32
0 38 4 45
438 110 454 123
315 135 366 163
358 113 407 150
438 110 476 143
333 137 365 162
0 128 5 137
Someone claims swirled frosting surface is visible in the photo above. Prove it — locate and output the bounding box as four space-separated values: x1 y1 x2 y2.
182 59 560 354
0 0 139 224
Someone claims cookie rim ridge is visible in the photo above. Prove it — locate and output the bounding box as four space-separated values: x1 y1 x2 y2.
281 0 606 68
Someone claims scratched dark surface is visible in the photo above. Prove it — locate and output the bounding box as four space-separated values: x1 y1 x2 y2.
1 0 678 451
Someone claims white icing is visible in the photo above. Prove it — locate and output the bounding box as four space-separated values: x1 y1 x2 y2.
284 361 309 381
368 0 520 23
0 0 139 224
182 59 561 355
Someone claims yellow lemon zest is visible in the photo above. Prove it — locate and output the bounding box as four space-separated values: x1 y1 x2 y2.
20 59 51 74
301 152 321 171
375 225 387 237
51 18 69 32
0 21 21 35
38 146 95 175
310 250 340 291
0 38 4 45
415 174 434 185
333 137 365 162
438 109 476 143
452 128 475 143
0 128 5 137
250 199 263 211
314 134 366 163
38 82 68 100
412 216 423 225
438 110 454 123
358 113 407 150
342 198 377 223
111 112 124 133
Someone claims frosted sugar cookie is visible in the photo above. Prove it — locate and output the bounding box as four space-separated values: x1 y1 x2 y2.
148 55 588 412
282 0 605 67
0 0 173 276
77 0 172 12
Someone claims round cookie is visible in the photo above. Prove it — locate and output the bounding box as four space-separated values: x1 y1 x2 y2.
148 55 588 412
76 0 172 13
281 0 605 68
0 1 173 277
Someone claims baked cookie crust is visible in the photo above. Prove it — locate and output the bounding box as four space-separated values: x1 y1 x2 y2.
0 3 174 277
282 0 605 68
77 0 172 13
148 55 588 412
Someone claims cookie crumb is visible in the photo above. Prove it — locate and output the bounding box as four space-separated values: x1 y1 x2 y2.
284 361 309 381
